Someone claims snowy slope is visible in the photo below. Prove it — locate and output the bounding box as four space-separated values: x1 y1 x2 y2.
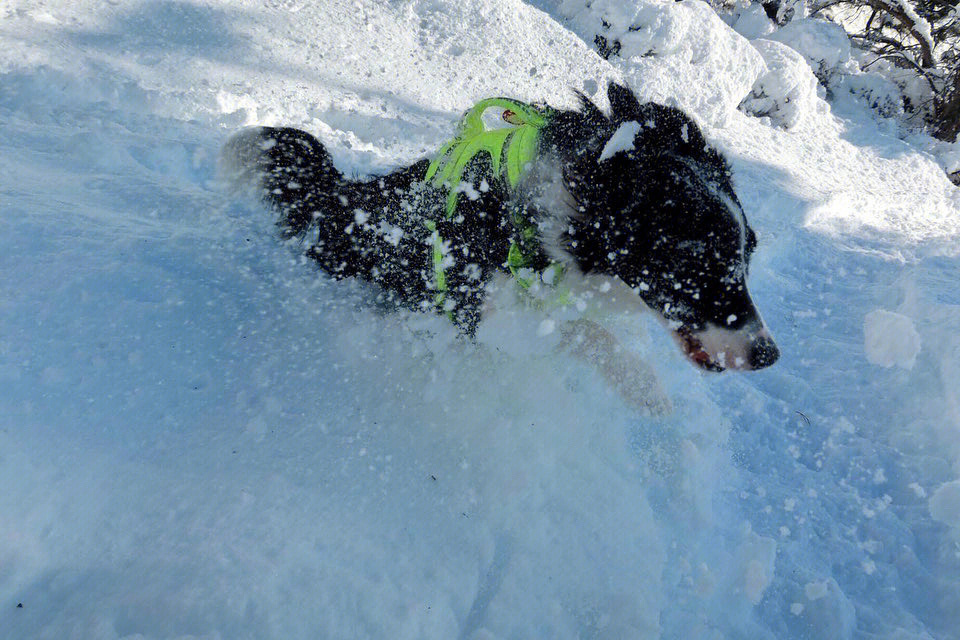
1 0 959 638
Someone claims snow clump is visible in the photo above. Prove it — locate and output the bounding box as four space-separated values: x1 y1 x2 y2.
863 309 922 369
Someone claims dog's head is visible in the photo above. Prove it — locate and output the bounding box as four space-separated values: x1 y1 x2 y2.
539 83 778 371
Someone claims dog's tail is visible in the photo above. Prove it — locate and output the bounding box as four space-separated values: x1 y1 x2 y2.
221 126 344 237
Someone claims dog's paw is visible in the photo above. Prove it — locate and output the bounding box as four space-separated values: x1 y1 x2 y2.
600 348 673 416
560 319 673 416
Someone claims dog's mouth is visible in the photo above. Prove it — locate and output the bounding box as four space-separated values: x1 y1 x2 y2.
673 327 726 372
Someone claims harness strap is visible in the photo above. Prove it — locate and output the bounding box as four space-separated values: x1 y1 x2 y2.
425 98 550 218
423 98 569 313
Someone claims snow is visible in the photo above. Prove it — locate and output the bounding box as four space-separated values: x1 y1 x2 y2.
2 0 960 638
805 580 830 600
598 120 642 161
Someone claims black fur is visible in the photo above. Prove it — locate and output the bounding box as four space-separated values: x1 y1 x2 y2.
228 82 774 367
234 125 519 333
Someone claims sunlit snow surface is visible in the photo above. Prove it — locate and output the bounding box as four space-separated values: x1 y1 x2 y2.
2 1 960 638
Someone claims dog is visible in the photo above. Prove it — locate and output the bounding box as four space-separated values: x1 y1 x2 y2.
223 82 778 373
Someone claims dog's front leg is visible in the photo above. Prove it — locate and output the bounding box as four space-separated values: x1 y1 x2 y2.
559 319 673 415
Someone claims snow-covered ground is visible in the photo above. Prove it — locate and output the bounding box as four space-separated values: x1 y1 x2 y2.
2 0 959 638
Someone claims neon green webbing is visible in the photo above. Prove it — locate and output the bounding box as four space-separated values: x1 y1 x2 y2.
424 219 454 319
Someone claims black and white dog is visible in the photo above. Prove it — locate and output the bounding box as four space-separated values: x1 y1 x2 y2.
224 82 778 372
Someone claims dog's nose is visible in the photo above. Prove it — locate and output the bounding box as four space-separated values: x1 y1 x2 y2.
749 335 780 369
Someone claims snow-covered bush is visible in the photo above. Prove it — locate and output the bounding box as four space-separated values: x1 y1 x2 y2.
556 0 689 58
834 70 905 117
711 0 960 178
759 16 914 121
808 0 960 143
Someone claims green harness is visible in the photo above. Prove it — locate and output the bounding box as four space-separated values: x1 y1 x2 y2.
423 98 568 312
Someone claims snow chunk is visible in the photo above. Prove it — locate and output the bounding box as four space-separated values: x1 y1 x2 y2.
796 578 857 639
537 318 556 336
930 479 960 529
805 580 829 600
863 309 921 370
741 39 819 129
216 90 259 126
377 220 404 246
598 121 641 161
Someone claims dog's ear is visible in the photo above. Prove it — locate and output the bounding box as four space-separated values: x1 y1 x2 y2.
574 89 608 127
607 82 640 122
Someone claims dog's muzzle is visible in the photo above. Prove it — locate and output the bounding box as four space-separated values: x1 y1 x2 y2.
673 322 779 372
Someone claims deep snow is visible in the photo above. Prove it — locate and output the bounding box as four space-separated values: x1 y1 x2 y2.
1 0 959 638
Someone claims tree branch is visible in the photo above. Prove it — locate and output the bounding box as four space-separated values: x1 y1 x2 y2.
862 0 936 67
